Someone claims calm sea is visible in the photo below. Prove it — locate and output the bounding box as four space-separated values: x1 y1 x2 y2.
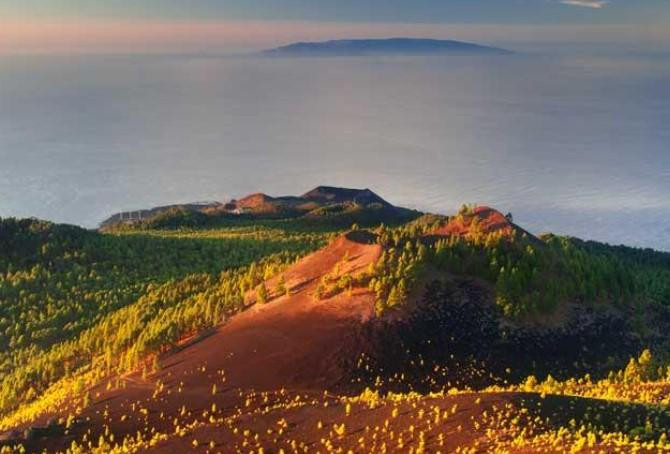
1 53 668 250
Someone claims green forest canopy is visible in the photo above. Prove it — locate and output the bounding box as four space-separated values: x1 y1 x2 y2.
1 213 670 426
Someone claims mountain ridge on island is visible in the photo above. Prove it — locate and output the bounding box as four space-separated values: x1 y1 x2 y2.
260 37 512 57
98 186 413 230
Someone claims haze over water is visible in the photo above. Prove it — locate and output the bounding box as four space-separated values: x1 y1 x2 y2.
1 52 669 250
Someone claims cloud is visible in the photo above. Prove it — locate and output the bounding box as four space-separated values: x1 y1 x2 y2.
560 0 609 8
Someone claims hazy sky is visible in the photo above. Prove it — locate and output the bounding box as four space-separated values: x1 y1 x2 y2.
1 1 669 53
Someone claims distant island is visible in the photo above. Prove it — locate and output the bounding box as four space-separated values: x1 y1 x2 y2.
260 38 512 57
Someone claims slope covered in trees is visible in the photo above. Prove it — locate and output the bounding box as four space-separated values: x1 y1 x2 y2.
1 200 670 452
0 218 327 424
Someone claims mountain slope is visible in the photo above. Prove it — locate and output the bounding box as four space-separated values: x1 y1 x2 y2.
3 197 670 452
153 231 382 392
8 224 670 453
100 186 416 230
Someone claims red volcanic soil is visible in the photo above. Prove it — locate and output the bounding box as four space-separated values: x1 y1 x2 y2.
434 206 516 237
143 391 531 453
10 229 648 453
164 231 383 391
18 232 384 452
233 193 279 213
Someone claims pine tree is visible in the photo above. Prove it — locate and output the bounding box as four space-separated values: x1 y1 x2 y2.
314 283 326 301
256 282 268 304
152 355 161 373
387 286 401 308
375 299 387 317
276 275 287 297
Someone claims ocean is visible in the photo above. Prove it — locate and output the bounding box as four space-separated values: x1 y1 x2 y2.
1 52 668 250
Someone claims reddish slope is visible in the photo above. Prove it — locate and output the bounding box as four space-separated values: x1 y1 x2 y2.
233 193 279 213
16 232 382 452
158 231 382 391
11 228 651 453
144 391 530 453
433 206 541 245
434 206 515 237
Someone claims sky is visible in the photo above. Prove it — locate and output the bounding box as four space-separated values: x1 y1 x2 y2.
1 1 669 54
